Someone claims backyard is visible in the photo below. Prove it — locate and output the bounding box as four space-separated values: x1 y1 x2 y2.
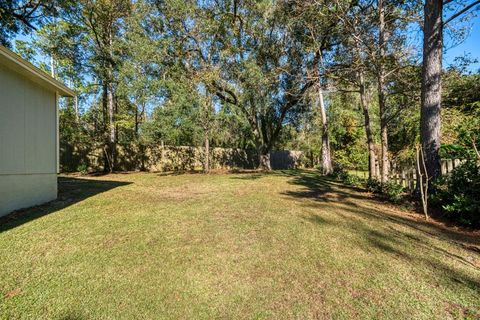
1 171 479 319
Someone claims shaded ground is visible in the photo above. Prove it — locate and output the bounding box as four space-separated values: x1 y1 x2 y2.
0 170 479 319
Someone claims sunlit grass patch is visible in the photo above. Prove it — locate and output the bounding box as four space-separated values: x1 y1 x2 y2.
1 171 479 319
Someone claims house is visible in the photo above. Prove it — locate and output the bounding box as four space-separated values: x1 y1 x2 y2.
0 45 74 217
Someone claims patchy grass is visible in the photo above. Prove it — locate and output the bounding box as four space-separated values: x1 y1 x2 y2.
347 169 369 179
0 170 479 319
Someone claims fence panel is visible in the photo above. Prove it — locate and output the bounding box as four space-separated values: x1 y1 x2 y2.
60 143 304 173
389 158 465 192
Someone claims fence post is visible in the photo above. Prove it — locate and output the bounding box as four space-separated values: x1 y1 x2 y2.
390 156 463 192
453 158 460 169
409 169 415 191
413 169 417 191
447 159 453 173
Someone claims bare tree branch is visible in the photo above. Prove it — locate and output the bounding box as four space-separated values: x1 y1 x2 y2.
444 1 480 26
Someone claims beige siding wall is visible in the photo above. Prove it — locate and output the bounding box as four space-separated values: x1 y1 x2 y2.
0 64 57 217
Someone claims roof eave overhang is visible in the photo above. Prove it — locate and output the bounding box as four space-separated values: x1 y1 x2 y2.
0 45 75 97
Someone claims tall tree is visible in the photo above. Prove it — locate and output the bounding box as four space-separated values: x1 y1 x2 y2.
333 0 379 179
377 0 389 182
0 0 56 46
318 73 333 175
296 0 342 175
61 0 131 172
168 0 317 170
420 0 443 181
375 0 420 182
421 0 480 181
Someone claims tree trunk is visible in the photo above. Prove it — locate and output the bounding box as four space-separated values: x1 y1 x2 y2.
421 0 443 181
257 145 272 171
359 71 377 180
101 83 109 172
104 27 116 173
50 54 56 79
378 0 390 183
74 95 79 124
135 105 139 137
203 95 211 173
318 85 332 175
204 130 210 173
380 115 389 181
107 82 116 172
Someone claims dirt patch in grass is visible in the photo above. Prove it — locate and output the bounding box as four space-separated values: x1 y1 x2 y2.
4 288 22 299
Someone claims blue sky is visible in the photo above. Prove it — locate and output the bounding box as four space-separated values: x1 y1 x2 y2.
443 7 480 71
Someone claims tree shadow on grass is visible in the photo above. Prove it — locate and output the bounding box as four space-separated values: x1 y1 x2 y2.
301 212 480 310
230 174 265 180
0 177 131 233
280 171 480 305
59 312 85 320
282 170 480 247
157 170 204 176
281 170 370 204
230 169 325 181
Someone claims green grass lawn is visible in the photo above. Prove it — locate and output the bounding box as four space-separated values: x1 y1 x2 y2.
1 171 479 319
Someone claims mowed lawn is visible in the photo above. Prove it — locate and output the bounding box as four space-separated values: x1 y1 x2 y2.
1 171 479 319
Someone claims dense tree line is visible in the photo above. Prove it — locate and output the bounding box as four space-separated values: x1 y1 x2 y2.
1 0 479 216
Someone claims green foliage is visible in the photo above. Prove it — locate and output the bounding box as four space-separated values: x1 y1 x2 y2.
431 161 480 227
4 0 478 181
381 181 405 204
365 178 383 194
76 163 89 175
441 71 480 160
328 93 369 171
330 165 364 188
365 179 404 203
0 1 54 46
332 168 404 203
13 39 36 60
343 174 364 188
330 164 347 179
443 68 480 111
141 102 202 147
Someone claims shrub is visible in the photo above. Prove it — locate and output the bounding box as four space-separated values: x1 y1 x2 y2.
365 178 404 203
338 171 350 181
334 169 404 203
365 178 382 194
381 181 405 204
77 163 89 175
343 174 363 187
330 165 364 187
330 164 346 179
431 161 480 226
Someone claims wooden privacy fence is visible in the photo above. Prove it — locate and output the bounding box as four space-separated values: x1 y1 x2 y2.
60 142 306 173
390 158 465 191
270 150 304 170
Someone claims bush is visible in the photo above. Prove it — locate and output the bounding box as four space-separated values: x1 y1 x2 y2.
330 164 346 179
330 165 364 187
334 169 404 203
431 161 480 226
77 163 89 175
338 171 350 181
365 178 382 193
343 174 363 187
365 178 404 203
381 181 405 203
